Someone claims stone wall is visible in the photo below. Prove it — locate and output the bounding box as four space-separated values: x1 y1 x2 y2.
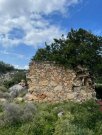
26 61 95 103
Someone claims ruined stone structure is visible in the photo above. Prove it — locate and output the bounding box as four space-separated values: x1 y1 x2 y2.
26 61 95 103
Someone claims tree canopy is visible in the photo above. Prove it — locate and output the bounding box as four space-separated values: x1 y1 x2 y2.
32 28 102 82
0 61 14 74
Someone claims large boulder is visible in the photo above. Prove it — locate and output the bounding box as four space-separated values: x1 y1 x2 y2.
9 84 27 98
9 84 24 92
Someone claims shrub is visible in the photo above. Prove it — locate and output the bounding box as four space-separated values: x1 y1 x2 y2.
3 103 23 125
21 103 37 122
0 92 10 99
13 72 26 84
0 102 37 126
0 85 8 92
3 80 15 89
3 71 27 89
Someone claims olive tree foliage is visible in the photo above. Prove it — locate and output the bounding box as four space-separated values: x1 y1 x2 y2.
32 28 102 82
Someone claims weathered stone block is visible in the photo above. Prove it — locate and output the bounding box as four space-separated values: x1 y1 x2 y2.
50 81 58 87
54 85 63 91
39 80 48 86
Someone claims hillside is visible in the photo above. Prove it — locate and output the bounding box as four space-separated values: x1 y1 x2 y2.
0 62 27 88
0 61 14 74
0 61 28 103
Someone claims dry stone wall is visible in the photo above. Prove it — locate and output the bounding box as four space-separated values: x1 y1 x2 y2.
26 61 95 103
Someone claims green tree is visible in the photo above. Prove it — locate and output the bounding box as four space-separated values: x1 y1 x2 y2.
0 61 14 73
32 28 102 81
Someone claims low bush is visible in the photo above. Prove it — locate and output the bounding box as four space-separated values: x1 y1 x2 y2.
0 85 8 92
0 102 37 126
21 103 37 122
0 92 10 99
3 103 23 125
3 80 15 89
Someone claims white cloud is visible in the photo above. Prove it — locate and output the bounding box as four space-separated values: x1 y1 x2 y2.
14 64 29 69
0 0 80 16
0 50 27 59
0 0 80 48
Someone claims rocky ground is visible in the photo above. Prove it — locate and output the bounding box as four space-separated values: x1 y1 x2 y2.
0 72 28 103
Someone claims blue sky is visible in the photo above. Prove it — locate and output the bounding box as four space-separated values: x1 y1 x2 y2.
0 0 102 69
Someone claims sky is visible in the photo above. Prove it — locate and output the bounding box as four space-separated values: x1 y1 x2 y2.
0 0 102 69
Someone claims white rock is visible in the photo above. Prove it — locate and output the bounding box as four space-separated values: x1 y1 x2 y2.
9 84 25 92
58 111 64 118
54 86 63 91
0 98 7 102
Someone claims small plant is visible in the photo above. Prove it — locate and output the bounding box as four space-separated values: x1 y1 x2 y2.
0 85 8 92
